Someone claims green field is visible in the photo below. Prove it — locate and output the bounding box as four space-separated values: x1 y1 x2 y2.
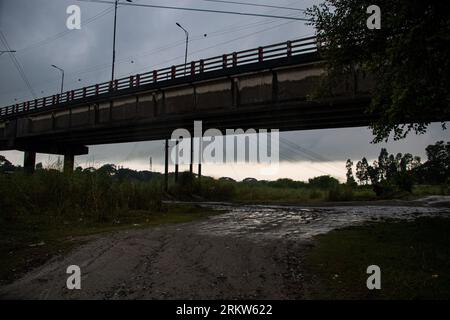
304 217 450 299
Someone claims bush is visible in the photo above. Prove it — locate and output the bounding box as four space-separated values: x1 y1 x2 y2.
309 175 340 189
372 182 395 198
327 185 354 201
0 170 163 223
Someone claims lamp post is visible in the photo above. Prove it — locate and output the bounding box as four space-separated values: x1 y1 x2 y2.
175 23 190 178
51 64 65 94
112 0 133 81
176 22 189 76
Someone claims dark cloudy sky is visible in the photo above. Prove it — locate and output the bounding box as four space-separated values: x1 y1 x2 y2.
1 0 449 181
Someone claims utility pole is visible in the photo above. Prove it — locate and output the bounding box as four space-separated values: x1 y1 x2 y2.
112 0 133 81
175 141 179 183
164 139 169 192
176 23 194 176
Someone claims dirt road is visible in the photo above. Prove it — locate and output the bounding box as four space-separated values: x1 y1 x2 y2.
0 221 309 299
1 202 448 300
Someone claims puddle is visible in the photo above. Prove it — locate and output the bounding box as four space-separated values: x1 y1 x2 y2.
194 203 450 241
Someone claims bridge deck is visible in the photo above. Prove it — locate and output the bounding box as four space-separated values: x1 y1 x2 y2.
0 36 318 119
0 36 378 158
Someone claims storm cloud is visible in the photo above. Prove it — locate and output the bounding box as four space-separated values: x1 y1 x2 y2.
1 0 449 180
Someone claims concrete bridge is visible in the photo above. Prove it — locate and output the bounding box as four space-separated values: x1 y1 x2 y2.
0 36 375 175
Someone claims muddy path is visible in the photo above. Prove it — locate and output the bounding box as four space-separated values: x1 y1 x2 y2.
1 202 448 300
0 223 308 300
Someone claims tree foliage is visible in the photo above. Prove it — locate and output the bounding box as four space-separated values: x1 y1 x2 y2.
345 159 357 186
354 141 449 195
416 141 450 184
308 175 340 189
0 155 15 173
307 0 450 142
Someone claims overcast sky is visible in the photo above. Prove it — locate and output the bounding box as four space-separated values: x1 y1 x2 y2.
1 0 449 181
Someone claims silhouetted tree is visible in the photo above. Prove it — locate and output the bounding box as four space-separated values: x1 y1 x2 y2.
345 159 357 186
418 141 450 184
377 148 389 181
307 0 449 142
0 155 15 173
308 175 340 189
356 157 369 185
98 164 117 176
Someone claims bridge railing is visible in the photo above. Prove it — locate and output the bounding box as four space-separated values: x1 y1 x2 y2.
0 36 317 118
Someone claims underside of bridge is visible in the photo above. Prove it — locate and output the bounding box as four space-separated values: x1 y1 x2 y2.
0 52 375 175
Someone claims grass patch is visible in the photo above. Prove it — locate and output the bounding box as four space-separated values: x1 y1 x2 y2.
0 203 220 286
304 217 450 299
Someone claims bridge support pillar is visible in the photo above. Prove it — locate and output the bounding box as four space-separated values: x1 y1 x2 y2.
63 153 74 174
189 136 193 174
23 151 36 174
164 139 169 192
175 141 179 183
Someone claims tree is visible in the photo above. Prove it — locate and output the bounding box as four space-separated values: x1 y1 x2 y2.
345 159 357 186
400 153 413 172
377 148 389 181
421 141 450 184
386 154 398 181
307 0 450 142
98 164 117 176
0 155 15 172
356 157 369 185
367 162 380 185
308 175 340 189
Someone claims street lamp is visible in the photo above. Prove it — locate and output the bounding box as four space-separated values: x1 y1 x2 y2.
176 22 189 76
51 64 65 94
112 0 133 81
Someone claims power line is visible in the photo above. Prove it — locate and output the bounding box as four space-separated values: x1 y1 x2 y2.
199 0 306 12
1 9 304 100
0 31 37 98
281 138 346 173
279 138 344 177
279 140 336 177
17 6 115 54
70 11 301 78
1 1 307 99
122 20 300 80
3 0 304 94
77 0 310 21
18 18 301 97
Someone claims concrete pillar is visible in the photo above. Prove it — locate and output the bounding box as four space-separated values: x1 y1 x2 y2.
23 151 36 174
189 136 193 174
63 153 74 173
198 135 202 185
164 139 169 192
174 141 179 183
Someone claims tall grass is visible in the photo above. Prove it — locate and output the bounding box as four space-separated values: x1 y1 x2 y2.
0 170 163 224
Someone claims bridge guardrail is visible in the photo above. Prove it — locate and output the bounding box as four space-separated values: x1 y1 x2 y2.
0 36 317 118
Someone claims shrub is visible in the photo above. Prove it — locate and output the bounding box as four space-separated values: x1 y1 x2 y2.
327 185 354 201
